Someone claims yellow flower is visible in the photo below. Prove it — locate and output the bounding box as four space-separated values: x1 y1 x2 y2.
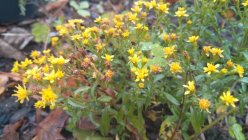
138 82 145 89
128 48 135 56
156 3 169 14
150 65 162 74
220 91 238 107
135 23 148 31
226 60 234 68
34 100 46 109
94 16 102 23
71 34 81 41
56 70 64 79
42 65 50 73
50 56 69 65
203 63 219 75
202 46 212 57
128 13 138 24
96 43 105 52
12 85 29 103
210 48 224 58
43 70 57 83
242 0 248 6
175 7 189 17
20 58 32 69
169 62 182 73
140 12 148 19
135 68 149 82
129 54 140 64
34 56 46 65
105 70 114 81
171 33 177 40
30 50 41 59
144 0 156 9
122 30 130 38
142 57 148 64
51 37 59 47
199 98 211 112
163 34 170 42
220 68 228 74
102 54 114 62
25 66 42 81
183 81 195 95
11 61 19 73
40 86 57 105
187 36 199 44
83 39 89 45
131 6 142 13
236 64 244 78
43 49 51 55
164 45 176 58
187 20 192 24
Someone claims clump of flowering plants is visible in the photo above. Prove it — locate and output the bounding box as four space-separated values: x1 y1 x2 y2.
12 0 248 139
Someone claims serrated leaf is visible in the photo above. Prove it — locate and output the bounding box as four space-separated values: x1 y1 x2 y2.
77 9 90 17
165 93 179 106
31 23 50 43
79 1 89 9
97 96 112 102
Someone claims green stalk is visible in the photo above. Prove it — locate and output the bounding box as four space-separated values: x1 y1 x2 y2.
189 108 237 140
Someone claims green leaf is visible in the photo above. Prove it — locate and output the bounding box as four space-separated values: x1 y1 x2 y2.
79 1 89 9
191 110 205 133
165 93 179 106
146 57 166 67
97 95 112 102
69 1 79 10
240 77 248 84
73 129 112 140
68 98 86 109
153 74 165 82
77 9 90 17
151 45 164 58
100 108 111 136
31 23 50 43
242 51 248 60
229 123 245 140
74 86 90 95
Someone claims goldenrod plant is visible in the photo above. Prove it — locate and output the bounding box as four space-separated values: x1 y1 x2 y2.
12 0 248 139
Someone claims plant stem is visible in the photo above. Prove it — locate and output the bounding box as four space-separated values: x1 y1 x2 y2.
189 108 237 140
169 71 189 140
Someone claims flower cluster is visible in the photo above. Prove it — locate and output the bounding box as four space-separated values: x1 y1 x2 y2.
12 49 68 109
11 0 248 139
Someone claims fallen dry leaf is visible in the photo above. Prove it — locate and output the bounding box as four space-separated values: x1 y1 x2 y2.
0 39 25 60
166 0 179 4
0 74 9 95
1 119 24 140
0 72 22 81
40 0 68 12
3 27 33 50
33 109 69 140
77 117 97 131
